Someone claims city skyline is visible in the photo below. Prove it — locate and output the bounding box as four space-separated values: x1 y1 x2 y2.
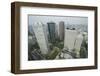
28 15 88 60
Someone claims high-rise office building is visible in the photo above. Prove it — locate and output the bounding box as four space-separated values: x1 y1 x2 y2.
59 21 65 41
74 33 83 57
64 29 78 51
32 22 48 55
47 22 56 43
55 24 59 40
42 24 50 51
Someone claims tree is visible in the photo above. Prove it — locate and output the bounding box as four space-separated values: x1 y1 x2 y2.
80 38 88 58
71 49 77 58
46 47 60 59
80 47 88 58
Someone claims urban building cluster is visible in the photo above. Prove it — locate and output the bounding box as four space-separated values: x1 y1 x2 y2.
28 21 88 60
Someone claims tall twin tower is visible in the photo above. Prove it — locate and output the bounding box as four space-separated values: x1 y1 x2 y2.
47 21 65 43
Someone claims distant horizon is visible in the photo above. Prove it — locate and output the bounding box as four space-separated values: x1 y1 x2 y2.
28 15 88 26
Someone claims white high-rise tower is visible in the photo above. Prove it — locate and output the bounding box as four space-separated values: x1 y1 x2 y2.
74 33 83 57
32 22 48 55
64 29 78 51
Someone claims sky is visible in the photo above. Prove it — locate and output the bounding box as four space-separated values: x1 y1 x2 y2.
28 15 88 26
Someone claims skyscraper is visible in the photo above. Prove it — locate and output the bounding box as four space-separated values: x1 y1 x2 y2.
47 22 56 43
74 33 83 57
32 22 48 55
64 29 78 51
59 21 65 41
42 24 49 51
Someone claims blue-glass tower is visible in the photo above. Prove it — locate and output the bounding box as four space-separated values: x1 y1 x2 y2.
47 22 56 43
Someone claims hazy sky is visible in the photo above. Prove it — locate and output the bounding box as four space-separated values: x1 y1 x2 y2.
28 15 88 26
